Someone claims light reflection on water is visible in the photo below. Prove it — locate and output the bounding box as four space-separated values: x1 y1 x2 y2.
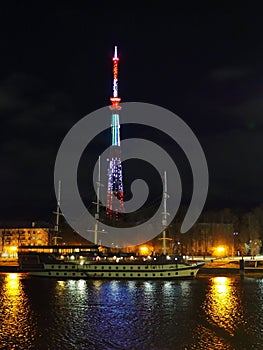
0 273 36 349
191 276 263 350
192 276 244 350
0 274 263 349
204 276 243 335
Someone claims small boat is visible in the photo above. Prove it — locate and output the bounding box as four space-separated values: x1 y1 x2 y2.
18 171 204 279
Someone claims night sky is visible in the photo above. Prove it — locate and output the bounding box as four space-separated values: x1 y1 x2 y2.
1 4 263 223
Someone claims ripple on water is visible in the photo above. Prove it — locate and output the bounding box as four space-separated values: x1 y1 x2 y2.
0 273 37 350
1 275 263 349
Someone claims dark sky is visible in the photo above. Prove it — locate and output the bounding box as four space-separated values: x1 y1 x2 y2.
1 3 263 222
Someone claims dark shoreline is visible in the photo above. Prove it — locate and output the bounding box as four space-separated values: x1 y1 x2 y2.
0 265 20 272
199 268 263 275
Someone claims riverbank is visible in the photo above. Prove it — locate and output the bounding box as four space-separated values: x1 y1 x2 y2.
0 258 19 272
198 257 263 275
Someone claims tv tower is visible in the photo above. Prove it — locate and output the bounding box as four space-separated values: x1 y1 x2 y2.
106 46 124 220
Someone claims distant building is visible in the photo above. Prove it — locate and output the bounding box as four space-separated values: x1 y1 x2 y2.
0 228 49 258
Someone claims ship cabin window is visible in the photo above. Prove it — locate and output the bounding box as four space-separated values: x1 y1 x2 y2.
58 266 61 269
123 273 126 276
153 273 155 276
95 266 97 269
160 273 163 276
101 266 104 269
109 266 111 269
137 274 140 277
130 266 133 270
109 273 111 276
51 265 54 269
123 266 125 269
145 274 148 276
116 273 119 276
130 273 133 276
64 273 67 276
138 266 140 269
72 266 75 269
168 273 170 276
116 267 118 270
65 266 68 269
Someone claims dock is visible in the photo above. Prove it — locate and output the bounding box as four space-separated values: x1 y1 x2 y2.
198 257 263 275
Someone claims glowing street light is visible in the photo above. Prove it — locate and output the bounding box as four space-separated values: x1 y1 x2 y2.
214 246 226 257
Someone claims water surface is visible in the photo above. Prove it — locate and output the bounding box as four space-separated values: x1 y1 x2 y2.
0 273 262 349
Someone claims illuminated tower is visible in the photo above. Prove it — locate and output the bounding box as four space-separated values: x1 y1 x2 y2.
106 46 124 220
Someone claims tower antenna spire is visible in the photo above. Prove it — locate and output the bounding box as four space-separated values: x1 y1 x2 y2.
114 45 118 60
106 45 124 220
111 45 121 102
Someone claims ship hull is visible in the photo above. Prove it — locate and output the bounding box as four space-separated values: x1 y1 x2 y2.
26 262 203 279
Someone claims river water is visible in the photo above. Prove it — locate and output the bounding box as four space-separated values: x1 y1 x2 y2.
0 272 262 350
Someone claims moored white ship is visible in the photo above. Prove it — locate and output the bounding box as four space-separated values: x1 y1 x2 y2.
18 169 205 279
18 245 204 279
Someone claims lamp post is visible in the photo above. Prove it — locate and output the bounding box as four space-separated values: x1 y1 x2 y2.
233 231 238 257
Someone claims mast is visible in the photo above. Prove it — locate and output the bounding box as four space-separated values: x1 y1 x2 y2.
53 180 62 245
87 156 104 244
161 171 170 255
94 156 101 245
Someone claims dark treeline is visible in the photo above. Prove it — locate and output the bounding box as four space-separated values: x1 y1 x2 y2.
164 205 263 257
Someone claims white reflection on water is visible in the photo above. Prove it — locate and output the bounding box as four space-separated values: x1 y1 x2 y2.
78 279 88 291
127 280 136 291
143 281 154 293
180 280 191 297
59 279 88 293
163 281 173 293
109 280 120 292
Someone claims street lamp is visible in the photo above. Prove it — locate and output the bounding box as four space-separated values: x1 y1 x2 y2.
233 232 238 257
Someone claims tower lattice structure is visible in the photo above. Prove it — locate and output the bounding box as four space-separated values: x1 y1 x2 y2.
106 46 124 220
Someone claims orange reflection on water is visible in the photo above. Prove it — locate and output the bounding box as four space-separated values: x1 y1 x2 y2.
0 273 36 348
204 276 242 336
